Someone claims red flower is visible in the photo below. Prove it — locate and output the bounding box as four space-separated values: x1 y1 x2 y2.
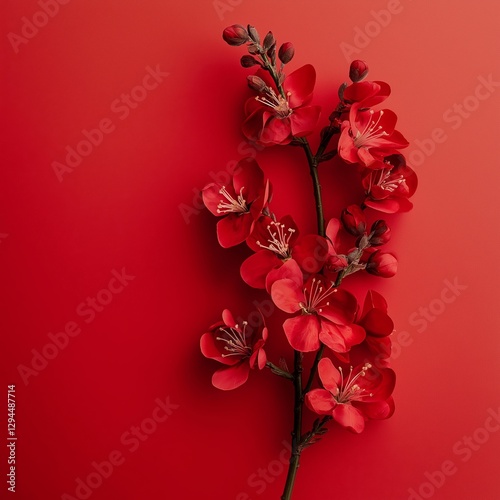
343 80 391 108
241 215 328 289
270 261 363 352
362 154 418 213
242 64 321 146
305 357 396 433
339 105 409 169
354 290 394 363
200 309 267 390
323 218 352 278
202 158 270 248
341 204 366 236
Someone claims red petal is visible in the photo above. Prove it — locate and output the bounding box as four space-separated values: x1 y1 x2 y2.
232 158 265 204
319 322 347 353
242 108 268 143
216 214 253 248
260 117 292 145
271 279 303 313
356 398 395 420
266 258 303 292
290 106 321 137
293 234 329 273
320 289 358 325
200 333 237 366
222 309 236 328
338 126 360 164
361 309 394 337
283 315 320 352
201 183 227 216
362 290 388 315
317 357 341 393
240 251 281 289
284 64 316 108
212 363 250 390
332 404 365 433
305 389 336 415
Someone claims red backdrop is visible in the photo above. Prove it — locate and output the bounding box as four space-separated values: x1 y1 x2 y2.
2 1 500 499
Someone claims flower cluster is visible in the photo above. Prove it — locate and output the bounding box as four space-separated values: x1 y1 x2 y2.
199 24 417 500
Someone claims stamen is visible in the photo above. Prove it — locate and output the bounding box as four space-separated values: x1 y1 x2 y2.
334 363 374 403
256 221 295 258
353 110 389 148
255 87 293 119
216 186 249 214
216 323 252 358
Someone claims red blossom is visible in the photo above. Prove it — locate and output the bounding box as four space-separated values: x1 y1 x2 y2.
202 158 271 248
242 64 321 146
305 357 396 433
339 105 409 169
353 290 394 363
200 309 267 390
362 154 418 213
270 260 363 353
240 215 328 289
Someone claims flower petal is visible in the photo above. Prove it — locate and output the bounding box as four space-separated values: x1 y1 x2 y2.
212 362 250 390
283 315 320 352
284 64 316 108
290 106 321 137
317 357 341 392
232 158 265 203
271 278 303 313
266 258 303 292
332 404 365 433
240 250 281 289
216 213 254 248
305 389 336 415
292 234 329 273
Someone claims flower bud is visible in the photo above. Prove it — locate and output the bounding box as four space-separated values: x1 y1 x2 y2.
240 55 260 68
341 205 366 236
222 25 249 46
366 251 397 278
369 220 391 246
247 75 267 92
278 42 295 64
263 31 275 51
247 25 260 44
349 60 369 82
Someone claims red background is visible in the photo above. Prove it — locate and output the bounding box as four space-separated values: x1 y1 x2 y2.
2 1 500 499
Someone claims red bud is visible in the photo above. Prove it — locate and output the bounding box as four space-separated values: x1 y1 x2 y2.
247 75 267 92
341 205 366 236
278 42 295 64
349 60 369 82
240 55 260 68
366 251 397 278
369 220 391 246
222 25 249 46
